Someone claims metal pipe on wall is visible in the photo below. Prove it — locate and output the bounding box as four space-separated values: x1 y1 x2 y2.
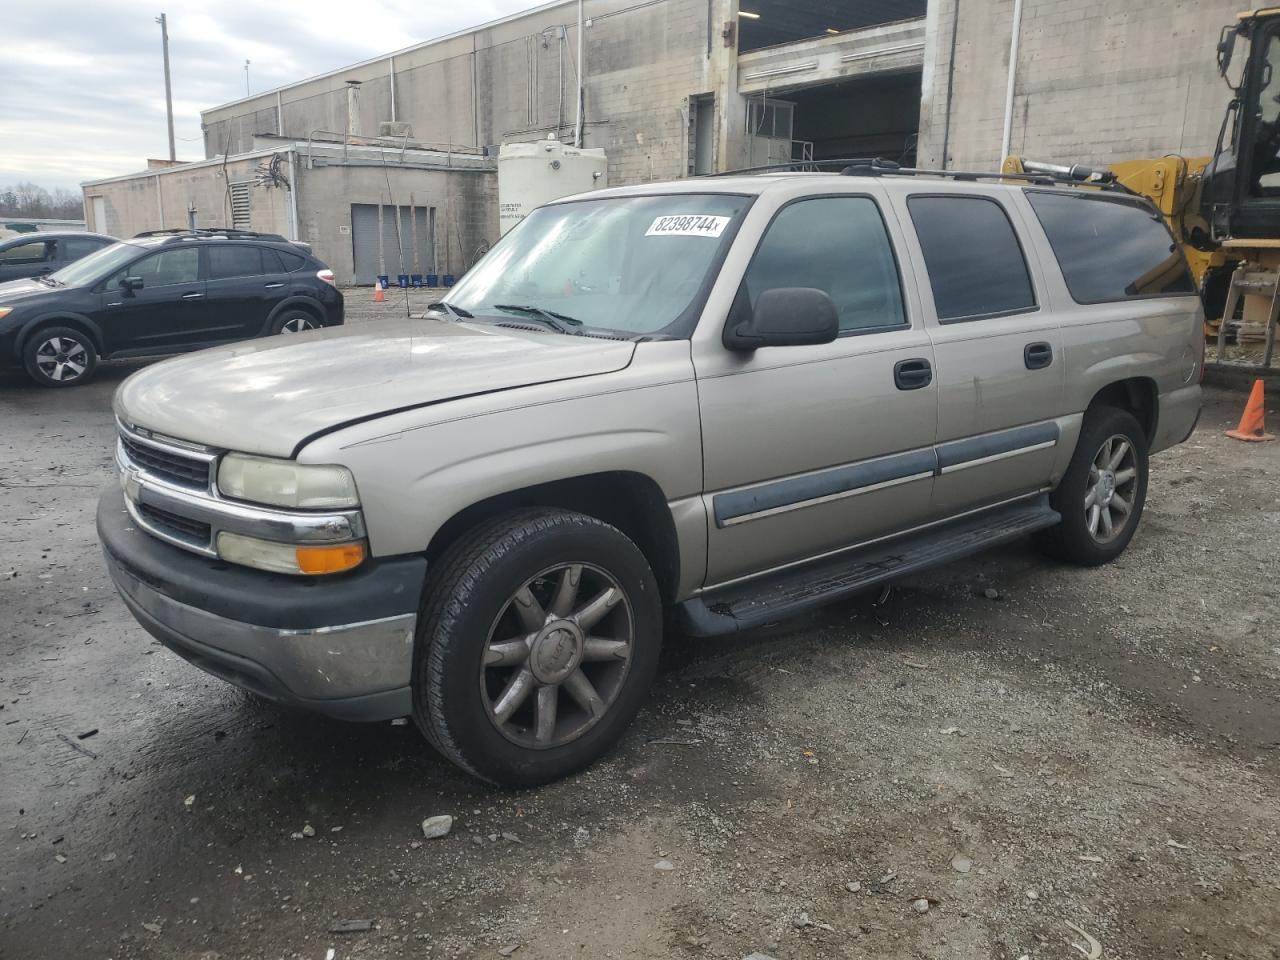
287 149 300 241
574 0 585 147
999 0 1024 165
389 56 397 122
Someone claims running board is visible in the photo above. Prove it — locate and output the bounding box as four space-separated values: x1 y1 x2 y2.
676 497 1060 637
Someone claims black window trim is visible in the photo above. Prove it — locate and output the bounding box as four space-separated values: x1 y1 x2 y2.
1022 187 1200 306
730 191 913 341
906 192 1041 325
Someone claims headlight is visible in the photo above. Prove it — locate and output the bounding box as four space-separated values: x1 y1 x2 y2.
217 532 366 575
217 453 359 509
0 307 12 321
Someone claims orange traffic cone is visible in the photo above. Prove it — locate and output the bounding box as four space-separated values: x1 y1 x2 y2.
373 283 386 303
1225 378 1275 442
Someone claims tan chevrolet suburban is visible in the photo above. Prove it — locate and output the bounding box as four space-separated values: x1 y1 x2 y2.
99 166 1204 786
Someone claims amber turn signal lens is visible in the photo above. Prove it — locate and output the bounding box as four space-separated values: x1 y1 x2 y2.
295 542 366 575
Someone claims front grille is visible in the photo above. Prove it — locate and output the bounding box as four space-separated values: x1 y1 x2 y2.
121 435 210 490
138 502 213 546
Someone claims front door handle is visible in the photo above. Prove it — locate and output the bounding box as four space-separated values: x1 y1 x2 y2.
894 358 933 390
181 292 203 300
1024 341 1053 370
264 282 285 289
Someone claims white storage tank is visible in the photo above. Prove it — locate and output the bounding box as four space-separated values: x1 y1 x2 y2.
498 137 608 235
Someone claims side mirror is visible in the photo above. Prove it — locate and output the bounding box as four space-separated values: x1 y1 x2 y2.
1217 24 1237 81
724 287 839 351
121 276 144 292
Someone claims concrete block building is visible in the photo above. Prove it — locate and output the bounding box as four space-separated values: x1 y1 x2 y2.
83 0 1246 284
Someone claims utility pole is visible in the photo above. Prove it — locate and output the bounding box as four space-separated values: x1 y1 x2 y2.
155 13 175 161
244 59 251 97
574 0 584 147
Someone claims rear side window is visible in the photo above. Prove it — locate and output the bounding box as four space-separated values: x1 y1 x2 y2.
208 245 265 280
908 195 1037 322
1026 191 1195 302
274 248 306 271
744 196 906 333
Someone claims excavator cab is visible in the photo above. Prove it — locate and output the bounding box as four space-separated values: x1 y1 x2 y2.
1203 9 1280 240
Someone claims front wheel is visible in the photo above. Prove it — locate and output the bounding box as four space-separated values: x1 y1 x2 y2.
1035 406 1149 566
23 326 98 387
412 509 663 786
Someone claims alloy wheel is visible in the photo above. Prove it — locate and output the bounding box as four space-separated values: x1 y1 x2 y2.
34 336 89 383
480 563 634 750
279 315 318 333
1084 434 1138 543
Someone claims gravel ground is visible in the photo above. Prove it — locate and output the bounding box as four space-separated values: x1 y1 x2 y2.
1 328 1278 960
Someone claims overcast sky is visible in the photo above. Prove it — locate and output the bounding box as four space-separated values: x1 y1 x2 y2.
0 0 546 193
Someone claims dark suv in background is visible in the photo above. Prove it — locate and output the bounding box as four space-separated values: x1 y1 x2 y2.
0 229 343 387
0 232 115 283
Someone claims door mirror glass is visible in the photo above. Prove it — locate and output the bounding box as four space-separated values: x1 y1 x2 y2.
725 287 838 350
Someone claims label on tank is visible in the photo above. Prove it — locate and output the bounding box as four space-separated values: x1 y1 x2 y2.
645 214 730 238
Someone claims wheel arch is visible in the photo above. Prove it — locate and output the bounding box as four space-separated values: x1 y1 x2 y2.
424 471 681 608
1086 376 1158 444
266 296 323 328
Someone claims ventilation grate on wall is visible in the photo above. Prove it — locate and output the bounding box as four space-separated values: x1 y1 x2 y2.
229 182 252 229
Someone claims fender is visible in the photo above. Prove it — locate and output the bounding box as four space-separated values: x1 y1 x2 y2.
262 295 325 334
16 310 106 356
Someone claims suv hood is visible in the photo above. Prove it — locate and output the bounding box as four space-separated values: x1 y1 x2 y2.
115 317 636 458
0 278 62 305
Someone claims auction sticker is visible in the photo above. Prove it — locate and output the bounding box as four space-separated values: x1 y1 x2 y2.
645 214 730 238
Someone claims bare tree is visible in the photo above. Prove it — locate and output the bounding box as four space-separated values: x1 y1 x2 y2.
0 182 85 220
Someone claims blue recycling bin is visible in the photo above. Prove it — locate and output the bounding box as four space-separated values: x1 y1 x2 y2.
376 275 390 289
442 274 456 287
411 274 423 287
425 274 439 288
397 274 410 288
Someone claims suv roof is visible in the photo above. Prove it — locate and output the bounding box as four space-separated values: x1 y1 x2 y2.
578 159 1136 203
128 229 313 254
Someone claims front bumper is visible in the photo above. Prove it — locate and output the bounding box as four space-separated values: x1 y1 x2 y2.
98 485 426 721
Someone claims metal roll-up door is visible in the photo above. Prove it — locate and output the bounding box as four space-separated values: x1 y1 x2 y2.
351 204 435 285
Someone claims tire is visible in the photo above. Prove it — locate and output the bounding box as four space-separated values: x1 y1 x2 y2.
1035 406 1149 566
271 309 320 334
412 508 663 787
22 325 98 388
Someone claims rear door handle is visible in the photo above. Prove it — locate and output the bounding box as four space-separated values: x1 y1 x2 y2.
1024 341 1053 370
264 282 284 289
894 358 933 390
181 292 203 300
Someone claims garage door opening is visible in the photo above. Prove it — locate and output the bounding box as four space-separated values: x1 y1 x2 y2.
350 203 436 286
737 0 926 54
748 72 921 169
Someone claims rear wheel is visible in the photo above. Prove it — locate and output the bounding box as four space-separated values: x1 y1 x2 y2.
412 509 662 786
272 310 320 334
1035 406 1148 566
23 326 98 388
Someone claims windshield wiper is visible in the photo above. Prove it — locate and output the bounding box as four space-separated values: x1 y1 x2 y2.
491 303 583 334
425 301 474 320
36 275 62 287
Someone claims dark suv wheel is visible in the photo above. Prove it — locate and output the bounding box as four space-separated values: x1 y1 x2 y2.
1035 406 1148 566
23 326 98 387
412 509 662 786
272 309 320 334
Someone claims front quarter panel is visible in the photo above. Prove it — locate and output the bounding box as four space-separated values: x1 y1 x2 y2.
296 340 705 591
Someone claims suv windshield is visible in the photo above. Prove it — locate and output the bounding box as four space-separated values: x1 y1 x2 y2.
48 241 146 287
444 193 749 337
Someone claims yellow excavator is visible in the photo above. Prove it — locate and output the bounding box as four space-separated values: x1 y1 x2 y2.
1005 7 1280 368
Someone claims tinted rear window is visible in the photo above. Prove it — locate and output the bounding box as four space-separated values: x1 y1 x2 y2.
208 245 265 279
274 248 306 271
1026 191 1195 302
908 195 1037 321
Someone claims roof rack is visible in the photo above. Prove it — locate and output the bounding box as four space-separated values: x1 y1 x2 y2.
702 157 1135 195
132 228 289 241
